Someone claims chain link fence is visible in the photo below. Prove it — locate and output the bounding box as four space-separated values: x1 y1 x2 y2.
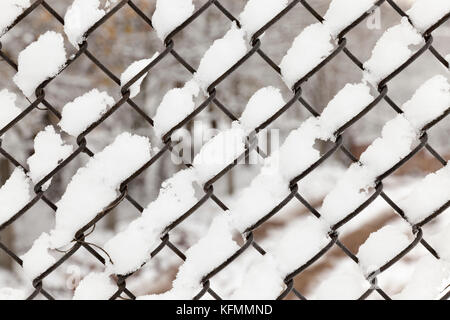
0 0 449 300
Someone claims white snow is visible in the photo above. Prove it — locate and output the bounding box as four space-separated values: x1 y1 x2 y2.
357 225 411 274
0 287 25 300
312 264 369 300
320 163 376 226
394 256 450 300
59 89 115 136
324 0 377 37
139 215 239 299
407 0 450 32
402 75 450 131
21 133 151 279
231 90 377 232
231 217 329 299
297 162 346 203
13 31 67 97
169 215 238 295
269 117 321 181
321 115 416 226
153 80 200 137
192 124 246 184
280 23 334 89
105 0 117 10
152 0 194 41
363 18 423 85
239 86 285 132
430 224 450 262
231 254 284 300
271 217 330 276
21 233 55 279
194 24 247 90
105 169 197 275
27 126 73 189
230 82 375 231
239 0 288 38
320 76 448 225
0 168 31 225
359 115 416 175
0 0 31 35
399 165 450 224
64 0 106 48
49 132 151 248
230 169 290 233
73 272 117 300
0 89 21 130
120 52 159 98
318 83 374 139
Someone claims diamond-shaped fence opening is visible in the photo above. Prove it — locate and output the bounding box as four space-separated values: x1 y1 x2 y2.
0 0 449 300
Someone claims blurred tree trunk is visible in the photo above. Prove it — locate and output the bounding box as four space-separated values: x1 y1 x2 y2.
0 158 13 270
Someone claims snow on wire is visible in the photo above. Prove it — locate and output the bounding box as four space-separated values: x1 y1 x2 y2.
0 0 449 300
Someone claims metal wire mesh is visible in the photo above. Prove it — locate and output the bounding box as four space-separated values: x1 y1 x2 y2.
0 0 449 300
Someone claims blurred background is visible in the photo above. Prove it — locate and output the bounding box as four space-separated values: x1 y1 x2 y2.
0 0 449 299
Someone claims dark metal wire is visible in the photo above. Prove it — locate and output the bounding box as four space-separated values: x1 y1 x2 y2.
0 0 448 300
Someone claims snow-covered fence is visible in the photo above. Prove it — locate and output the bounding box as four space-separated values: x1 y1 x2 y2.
0 0 449 300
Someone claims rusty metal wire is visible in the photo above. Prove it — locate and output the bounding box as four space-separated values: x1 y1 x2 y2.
0 0 449 300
